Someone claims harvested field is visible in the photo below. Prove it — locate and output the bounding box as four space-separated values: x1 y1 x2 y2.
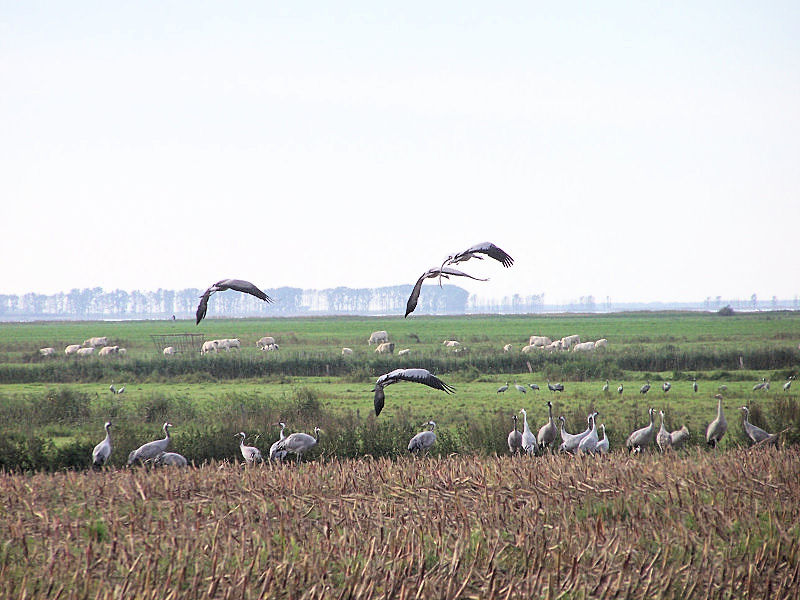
1 448 799 599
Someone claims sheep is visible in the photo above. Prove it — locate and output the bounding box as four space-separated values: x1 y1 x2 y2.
503 344 513 352
572 341 596 353
83 337 108 348
521 344 537 354
218 338 240 351
594 338 608 349
98 345 120 356
65 344 82 355
528 336 551 347
368 331 389 345
76 347 95 356
201 340 219 354
398 349 411 356
443 340 460 347
39 347 56 357
544 340 563 352
262 343 279 351
560 334 581 349
256 336 276 350
163 346 176 355
117 348 127 356
374 342 395 354
341 347 354 356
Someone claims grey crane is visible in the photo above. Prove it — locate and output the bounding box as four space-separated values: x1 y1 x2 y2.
669 425 690 449
718 384 728 392
529 383 540 391
269 422 289 462
196 279 273 324
602 379 609 393
692 378 698 393
596 424 609 455
372 368 455 416
514 381 527 394
662 381 671 393
560 412 597 453
739 406 776 444
617 383 624 395
153 452 188 467
405 266 488 317
441 241 514 270
577 413 599 454
92 421 112 467
519 408 538 455
408 421 437 454
640 380 651 395
109 383 125 394
497 382 509 394
507 415 522 455
753 378 767 392
236 432 263 464
274 427 321 463
547 380 564 393
128 422 173 465
656 410 671 453
783 376 794 391
537 401 558 451
626 408 655 453
705 394 727 448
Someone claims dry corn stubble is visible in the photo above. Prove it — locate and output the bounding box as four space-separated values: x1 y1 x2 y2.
1 448 799 599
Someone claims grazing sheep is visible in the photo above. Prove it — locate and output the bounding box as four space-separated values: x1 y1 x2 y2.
163 346 176 355
39 347 56 357
117 348 127 356
521 344 537 354
341 347 353 356
256 336 276 349
98 345 120 356
544 340 563 352
398 348 411 356
368 331 389 345
65 344 82 355
594 338 608 349
76 347 95 356
503 344 513 352
217 338 240 351
443 340 460 347
560 334 581 349
201 340 219 354
83 337 108 348
528 336 551 347
572 341 595 353
374 342 395 354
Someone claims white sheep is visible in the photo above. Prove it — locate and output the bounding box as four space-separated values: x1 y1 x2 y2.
76 347 95 356
368 331 390 345
594 338 608 349
560 334 581 349
83 337 108 348
443 340 460 347
528 336 551 347
374 342 395 354
572 341 596 353
256 336 276 350
39 347 56 357
341 347 354 356
163 346 176 355
65 344 82 356
201 340 219 354
503 344 513 352
98 345 120 356
398 348 411 356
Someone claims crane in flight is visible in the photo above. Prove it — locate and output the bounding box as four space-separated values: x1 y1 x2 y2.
372 368 455 416
405 266 487 317
196 279 273 324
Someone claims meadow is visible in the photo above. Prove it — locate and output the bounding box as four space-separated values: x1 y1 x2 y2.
1 311 799 598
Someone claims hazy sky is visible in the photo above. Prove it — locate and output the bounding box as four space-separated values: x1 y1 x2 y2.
2 2 798 304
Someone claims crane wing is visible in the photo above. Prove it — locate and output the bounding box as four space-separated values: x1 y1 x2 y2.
439 266 489 281
395 368 455 393
195 290 212 324
449 242 514 268
216 279 274 303
404 271 430 318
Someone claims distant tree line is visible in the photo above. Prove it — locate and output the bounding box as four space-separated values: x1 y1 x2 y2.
0 285 477 320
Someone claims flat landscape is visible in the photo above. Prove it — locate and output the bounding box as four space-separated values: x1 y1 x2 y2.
1 311 799 598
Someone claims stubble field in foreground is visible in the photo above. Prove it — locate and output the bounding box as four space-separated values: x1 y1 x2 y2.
1 448 799 600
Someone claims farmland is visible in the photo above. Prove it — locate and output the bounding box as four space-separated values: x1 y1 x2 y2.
1 311 799 598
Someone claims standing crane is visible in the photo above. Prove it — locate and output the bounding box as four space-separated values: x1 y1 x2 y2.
596 424 609 455
662 381 671 393
753 378 767 392
128 422 173 465
372 368 455 416
153 452 188 466
514 382 527 394
577 413 599 454
236 432 263 464
519 408 538 455
274 427 321 463
269 422 289 462
669 425 690 449
617 383 624 395
507 415 522 455
656 410 671 452
529 383 540 391
560 413 597 453
602 380 609 393
783 376 794 391
408 421 437 454
692 378 698 393
92 421 112 467
739 406 777 444
640 380 651 395
497 382 509 394
547 380 564 393
537 401 558 451
706 394 727 448
195 278 273 324
626 408 655 453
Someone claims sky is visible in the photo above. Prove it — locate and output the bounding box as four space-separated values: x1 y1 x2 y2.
1 1 799 304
